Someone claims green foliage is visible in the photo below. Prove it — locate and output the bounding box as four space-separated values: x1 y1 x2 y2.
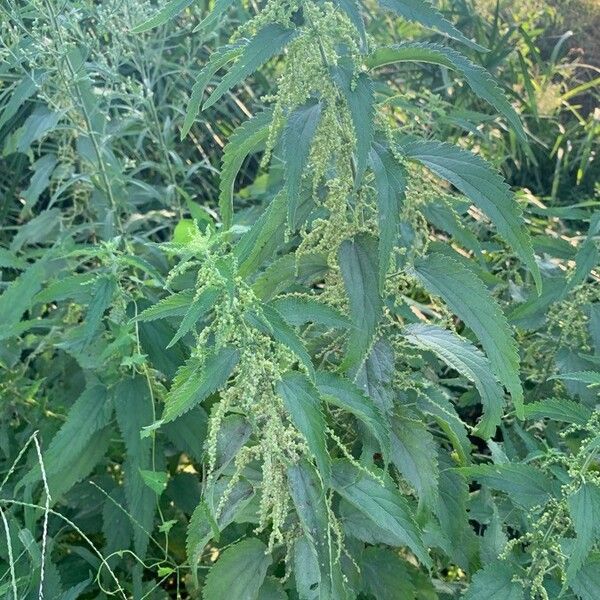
1 0 599 598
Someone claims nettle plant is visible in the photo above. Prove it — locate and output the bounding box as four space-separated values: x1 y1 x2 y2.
2 0 600 599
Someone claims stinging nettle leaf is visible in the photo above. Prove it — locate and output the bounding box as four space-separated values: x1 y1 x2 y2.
376 0 487 52
413 253 524 417
316 371 390 464
219 109 273 229
283 99 322 228
463 561 524 600
403 323 505 439
333 60 374 186
277 372 330 482
203 24 298 110
166 287 219 348
132 0 195 33
567 482 600 580
331 459 430 567
369 141 406 287
339 234 382 370
401 141 541 292
271 296 352 329
134 290 195 323
367 42 525 140
160 346 239 424
202 538 272 600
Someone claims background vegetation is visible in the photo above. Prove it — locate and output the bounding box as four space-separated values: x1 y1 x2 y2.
0 0 598 598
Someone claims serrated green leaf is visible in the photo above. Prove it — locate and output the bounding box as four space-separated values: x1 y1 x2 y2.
367 43 524 139
283 99 322 228
202 538 271 600
360 546 415 600
132 0 194 32
219 109 272 228
194 0 235 32
316 371 390 464
402 142 540 292
550 371 600 387
236 192 287 277
292 535 321 600
187 478 254 578
354 338 395 414
203 24 297 110
460 463 558 509
403 323 505 438
135 290 195 322
333 60 374 185
139 470 168 495
213 414 252 475
376 0 487 52
271 296 351 329
570 553 600 600
277 372 330 482
567 483 600 580
288 460 348 600
390 415 439 509
114 377 156 561
463 561 524 600
331 459 430 567
523 398 592 425
167 287 219 348
413 253 524 417
182 41 245 138
369 141 406 287
339 234 382 370
161 347 239 423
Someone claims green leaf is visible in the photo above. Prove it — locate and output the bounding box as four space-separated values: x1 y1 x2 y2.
277 372 330 482
0 247 27 270
288 460 347 599
19 385 112 498
202 538 271 600
460 463 558 509
135 290 195 322
376 0 487 52
187 478 254 575
182 41 245 138
567 483 600 580
283 99 322 228
354 338 395 414
258 577 287 600
0 258 47 331
236 192 287 277
292 536 321 600
161 347 239 423
360 547 416 600
213 415 252 475
113 377 156 561
203 24 298 110
330 459 430 567
339 234 382 370
570 553 600 600
333 60 374 185
194 0 236 32
316 371 390 464
219 109 272 228
271 296 351 329
167 287 219 348
550 371 600 387
253 252 329 301
523 398 592 425
390 415 439 509
402 141 540 292
463 561 524 600
132 0 195 32
139 470 169 495
367 43 524 140
369 141 406 287
413 253 524 417
403 323 505 439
